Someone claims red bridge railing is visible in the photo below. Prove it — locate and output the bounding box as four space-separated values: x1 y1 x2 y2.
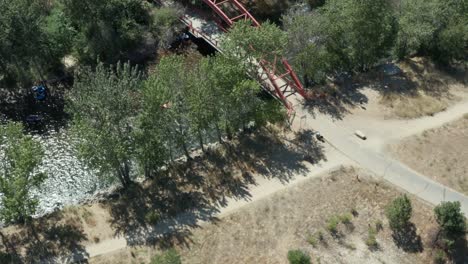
201 0 308 113
154 0 308 113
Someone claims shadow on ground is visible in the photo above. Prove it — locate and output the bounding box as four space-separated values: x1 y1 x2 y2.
0 212 88 263
303 58 465 120
391 223 423 253
106 128 326 249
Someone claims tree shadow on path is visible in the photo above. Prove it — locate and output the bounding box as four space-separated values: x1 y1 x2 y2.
0 212 88 263
106 128 327 249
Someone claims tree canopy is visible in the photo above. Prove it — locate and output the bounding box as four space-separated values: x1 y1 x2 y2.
385 195 413 231
284 0 467 85
434 201 466 237
67 62 142 187
0 122 46 224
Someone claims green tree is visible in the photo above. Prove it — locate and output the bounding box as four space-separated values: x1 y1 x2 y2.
385 195 413 231
59 0 151 64
203 55 284 139
429 0 468 63
141 55 193 161
41 4 76 63
284 0 394 83
287 249 311 264
393 0 438 59
0 0 55 87
150 6 184 49
221 20 288 70
0 122 46 224
434 201 466 237
394 0 468 62
67 62 142 188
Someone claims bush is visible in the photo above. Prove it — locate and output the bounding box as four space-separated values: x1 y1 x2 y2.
434 201 466 237
433 249 446 264
151 249 182 264
145 211 160 225
307 235 318 247
326 216 340 233
339 213 353 224
287 250 311 264
365 227 378 249
385 195 412 231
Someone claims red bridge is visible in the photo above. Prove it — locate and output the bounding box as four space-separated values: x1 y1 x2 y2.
158 0 309 113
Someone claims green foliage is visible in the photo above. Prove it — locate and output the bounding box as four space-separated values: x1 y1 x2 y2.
0 122 46 224
307 234 318 247
433 249 446 264
284 0 394 83
221 20 288 65
151 248 182 264
385 195 412 231
339 213 352 224
42 5 76 63
434 201 466 237
326 216 340 233
365 226 378 249
67 62 142 187
287 249 311 264
394 0 468 62
145 211 160 225
0 0 56 87
393 0 438 58
151 7 183 48
59 0 151 63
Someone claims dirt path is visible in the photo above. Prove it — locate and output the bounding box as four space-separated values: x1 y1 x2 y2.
70 97 468 262
68 148 351 261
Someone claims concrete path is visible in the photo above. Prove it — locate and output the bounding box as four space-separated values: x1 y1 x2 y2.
292 97 468 216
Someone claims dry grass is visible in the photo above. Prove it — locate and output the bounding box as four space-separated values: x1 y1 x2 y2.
380 92 448 119
377 57 466 119
387 117 468 195
90 167 438 264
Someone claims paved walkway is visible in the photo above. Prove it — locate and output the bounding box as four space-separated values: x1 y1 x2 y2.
291 97 468 216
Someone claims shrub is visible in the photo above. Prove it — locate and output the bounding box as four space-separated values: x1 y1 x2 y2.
287 250 311 264
385 195 412 231
365 227 378 249
151 249 182 264
434 201 466 237
307 235 318 247
326 216 340 233
339 213 353 224
433 249 446 264
145 211 160 225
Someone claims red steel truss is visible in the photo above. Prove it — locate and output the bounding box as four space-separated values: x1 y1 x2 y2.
202 0 308 112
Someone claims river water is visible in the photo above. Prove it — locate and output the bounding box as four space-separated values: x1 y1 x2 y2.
29 130 111 216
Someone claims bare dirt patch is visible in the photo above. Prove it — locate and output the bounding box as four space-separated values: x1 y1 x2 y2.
306 57 467 120
377 57 467 119
387 117 468 195
90 167 440 264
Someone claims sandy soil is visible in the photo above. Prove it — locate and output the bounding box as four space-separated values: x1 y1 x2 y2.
90 167 439 264
337 57 468 120
387 116 468 195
